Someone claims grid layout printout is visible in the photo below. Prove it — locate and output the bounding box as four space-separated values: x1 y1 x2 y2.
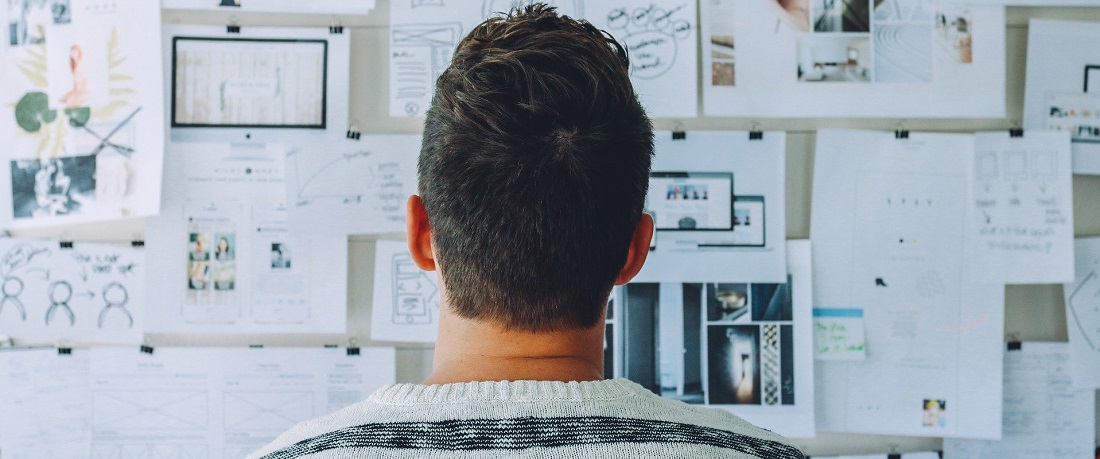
811 129 1004 439
614 240 816 438
389 0 698 118
0 347 395 459
1 0 166 229
701 0 1005 117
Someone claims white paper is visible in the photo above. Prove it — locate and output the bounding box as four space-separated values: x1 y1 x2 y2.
161 0 375 14
145 142 347 334
700 0 1005 117
970 131 1074 283
89 346 395 458
811 129 1005 439
286 135 420 236
1 0 165 228
162 25 350 144
634 131 786 283
0 239 144 344
944 342 1096 459
615 240 815 438
388 0 698 118
1023 19 1100 174
0 348 91 459
957 0 1099 4
370 239 440 343
1063 236 1100 389
813 308 866 361
811 453 940 459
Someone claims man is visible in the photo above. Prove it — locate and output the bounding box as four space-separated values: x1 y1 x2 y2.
250 5 803 458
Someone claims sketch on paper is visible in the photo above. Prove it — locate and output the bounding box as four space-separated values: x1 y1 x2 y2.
224 391 313 432
391 252 439 325
604 4 690 80
1067 269 1100 352
2 0 165 228
390 22 462 117
0 239 143 343
285 135 419 235
371 240 440 342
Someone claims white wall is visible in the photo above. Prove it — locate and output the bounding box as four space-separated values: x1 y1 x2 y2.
13 2 1100 456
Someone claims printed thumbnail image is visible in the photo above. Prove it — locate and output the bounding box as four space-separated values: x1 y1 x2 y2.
706 283 749 323
812 0 870 32
187 231 211 291
709 325 760 405
922 399 947 427
873 23 932 83
935 5 972 65
751 275 793 321
212 233 236 291
271 242 291 269
620 283 705 404
797 35 871 83
10 155 96 219
873 0 933 22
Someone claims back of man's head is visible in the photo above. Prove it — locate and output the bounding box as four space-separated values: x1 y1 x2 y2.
419 4 653 332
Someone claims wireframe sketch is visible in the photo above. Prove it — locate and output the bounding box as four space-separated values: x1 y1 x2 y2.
0 239 143 342
392 252 439 325
605 3 692 80
92 391 208 431
391 22 462 117
223 391 313 432
91 444 209 459
1067 269 1100 351
172 38 326 127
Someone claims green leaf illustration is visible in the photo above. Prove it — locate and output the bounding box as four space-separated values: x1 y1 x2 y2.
65 107 91 127
14 92 56 133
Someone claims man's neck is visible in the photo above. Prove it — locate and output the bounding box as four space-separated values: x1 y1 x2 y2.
423 307 605 385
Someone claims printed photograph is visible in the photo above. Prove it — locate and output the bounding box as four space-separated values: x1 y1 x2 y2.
751 276 794 321
51 0 69 24
271 242 292 269
922 399 947 427
712 62 735 87
766 0 810 33
187 260 209 291
873 0 932 22
706 283 749 322
812 0 870 32
935 6 973 65
8 0 50 46
212 233 236 291
797 35 871 82
10 155 96 219
873 23 932 83
620 283 704 404
708 325 760 405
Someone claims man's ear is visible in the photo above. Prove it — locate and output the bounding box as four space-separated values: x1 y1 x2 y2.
406 195 436 271
614 212 653 285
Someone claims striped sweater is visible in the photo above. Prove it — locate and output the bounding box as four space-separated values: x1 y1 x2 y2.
247 378 805 459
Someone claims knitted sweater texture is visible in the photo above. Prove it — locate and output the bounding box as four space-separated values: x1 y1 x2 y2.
247 378 805 459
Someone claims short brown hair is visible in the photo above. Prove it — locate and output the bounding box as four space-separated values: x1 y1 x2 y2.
418 4 653 331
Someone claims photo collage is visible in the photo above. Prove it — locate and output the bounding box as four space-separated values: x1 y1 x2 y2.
614 278 796 407
185 201 240 319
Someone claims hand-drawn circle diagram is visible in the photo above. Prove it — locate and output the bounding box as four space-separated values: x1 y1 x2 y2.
45 280 75 326
98 282 133 329
0 276 26 321
606 5 692 80
482 0 583 19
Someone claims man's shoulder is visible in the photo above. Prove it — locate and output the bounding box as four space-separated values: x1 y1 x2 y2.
248 380 805 459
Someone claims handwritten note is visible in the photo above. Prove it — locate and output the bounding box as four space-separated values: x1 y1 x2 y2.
813 308 866 360
971 131 1074 283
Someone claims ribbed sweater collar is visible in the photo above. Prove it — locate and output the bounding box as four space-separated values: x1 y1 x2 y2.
368 378 652 405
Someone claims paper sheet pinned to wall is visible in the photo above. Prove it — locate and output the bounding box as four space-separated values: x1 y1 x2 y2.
811 129 1005 439
615 240 815 438
371 239 440 343
943 342 1096 459
0 0 165 228
1063 237 1100 389
0 348 91 459
813 308 866 361
633 131 787 283
145 142 347 334
0 239 144 344
700 0 1005 117
389 0 698 118
286 135 420 236
970 131 1074 284
1024 19 1100 174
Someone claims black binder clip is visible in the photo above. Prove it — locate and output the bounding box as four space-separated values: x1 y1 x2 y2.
346 120 362 140
58 347 72 355
140 344 155 355
329 23 344 34
347 347 360 356
347 337 360 356
59 241 74 249
1009 121 1024 138
749 121 763 140
227 17 241 34
324 344 338 348
671 121 686 140
249 344 264 348
894 121 909 139
887 454 902 459
1007 341 1022 351
131 240 145 248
